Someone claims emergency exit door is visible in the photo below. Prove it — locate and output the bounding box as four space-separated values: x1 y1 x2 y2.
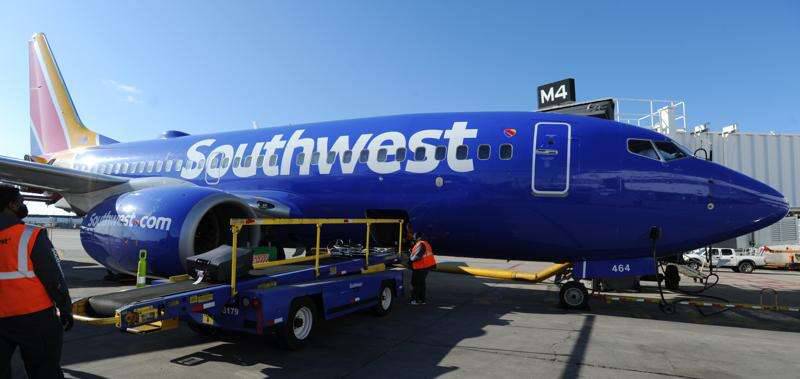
532 122 571 196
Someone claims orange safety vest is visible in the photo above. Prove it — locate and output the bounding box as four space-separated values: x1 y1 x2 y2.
411 240 437 270
0 224 54 318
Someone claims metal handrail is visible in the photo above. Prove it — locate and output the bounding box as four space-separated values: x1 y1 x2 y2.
229 218 404 295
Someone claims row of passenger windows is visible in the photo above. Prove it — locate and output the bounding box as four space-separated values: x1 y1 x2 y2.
74 143 515 175
627 139 688 162
73 159 187 175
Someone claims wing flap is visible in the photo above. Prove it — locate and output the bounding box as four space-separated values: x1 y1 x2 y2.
0 155 127 194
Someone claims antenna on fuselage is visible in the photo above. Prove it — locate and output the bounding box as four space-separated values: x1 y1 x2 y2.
252 121 260 129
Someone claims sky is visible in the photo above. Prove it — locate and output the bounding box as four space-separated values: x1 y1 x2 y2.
1 0 799 162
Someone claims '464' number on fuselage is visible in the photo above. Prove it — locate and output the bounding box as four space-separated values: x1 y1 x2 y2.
610 264 631 273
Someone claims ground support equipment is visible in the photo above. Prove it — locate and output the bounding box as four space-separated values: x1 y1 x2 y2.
73 218 406 349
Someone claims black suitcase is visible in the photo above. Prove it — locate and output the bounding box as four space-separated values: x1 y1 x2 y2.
186 245 253 283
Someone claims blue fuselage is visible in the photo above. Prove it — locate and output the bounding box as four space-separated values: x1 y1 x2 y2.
69 112 788 274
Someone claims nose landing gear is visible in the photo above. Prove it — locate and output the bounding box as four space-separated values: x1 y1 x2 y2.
559 281 589 310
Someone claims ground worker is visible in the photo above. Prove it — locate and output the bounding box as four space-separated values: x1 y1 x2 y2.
409 233 436 305
0 185 73 379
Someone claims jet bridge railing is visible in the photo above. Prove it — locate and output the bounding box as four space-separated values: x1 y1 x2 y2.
229 217 405 296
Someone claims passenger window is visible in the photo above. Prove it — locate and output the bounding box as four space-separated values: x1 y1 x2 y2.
478 144 491 160
654 141 687 161
174 159 184 172
377 148 388 162
628 139 660 160
113 163 121 174
359 150 369 163
146 161 154 173
98 164 106 174
396 147 407 162
343 150 353 163
256 155 265 168
296 153 305 166
414 147 427 161
121 162 129 173
210 156 220 169
198 159 205 170
269 155 278 167
165 160 173 172
230 157 239 169
221 157 230 168
326 152 336 164
155 160 163 172
243 156 252 168
311 152 320 165
434 146 446 161
456 145 468 160
499 144 513 160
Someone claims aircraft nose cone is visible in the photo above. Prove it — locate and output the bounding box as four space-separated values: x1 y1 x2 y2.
732 173 789 230
758 187 790 226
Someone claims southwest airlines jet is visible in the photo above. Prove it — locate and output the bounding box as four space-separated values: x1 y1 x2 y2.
0 34 789 277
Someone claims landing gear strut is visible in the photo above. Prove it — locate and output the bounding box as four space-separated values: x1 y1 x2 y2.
559 281 589 310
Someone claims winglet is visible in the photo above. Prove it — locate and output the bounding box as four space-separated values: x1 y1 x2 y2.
29 33 117 157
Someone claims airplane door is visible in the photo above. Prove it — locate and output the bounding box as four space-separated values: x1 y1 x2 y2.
532 122 571 196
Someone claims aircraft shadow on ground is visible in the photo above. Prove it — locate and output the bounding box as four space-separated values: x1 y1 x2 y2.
60 271 799 378
62 259 140 288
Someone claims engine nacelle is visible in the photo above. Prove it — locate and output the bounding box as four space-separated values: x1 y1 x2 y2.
80 186 260 277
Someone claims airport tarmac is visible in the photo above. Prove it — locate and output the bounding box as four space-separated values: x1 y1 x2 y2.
11 229 800 378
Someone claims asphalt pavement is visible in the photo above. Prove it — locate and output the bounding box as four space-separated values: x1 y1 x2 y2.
9 229 800 378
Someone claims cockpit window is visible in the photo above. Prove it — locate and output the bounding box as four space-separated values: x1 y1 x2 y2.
627 139 660 160
654 141 687 161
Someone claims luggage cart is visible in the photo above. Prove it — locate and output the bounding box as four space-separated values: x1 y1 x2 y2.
73 217 406 349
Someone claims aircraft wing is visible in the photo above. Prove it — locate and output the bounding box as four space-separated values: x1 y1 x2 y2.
0 155 127 194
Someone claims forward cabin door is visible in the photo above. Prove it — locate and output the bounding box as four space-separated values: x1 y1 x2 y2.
531 122 571 196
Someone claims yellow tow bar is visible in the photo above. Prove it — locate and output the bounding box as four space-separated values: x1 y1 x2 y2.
434 262 571 283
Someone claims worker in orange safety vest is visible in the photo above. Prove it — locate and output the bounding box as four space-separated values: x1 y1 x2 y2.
409 233 436 305
0 185 73 379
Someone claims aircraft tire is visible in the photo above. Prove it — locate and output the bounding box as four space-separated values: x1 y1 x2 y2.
664 265 680 291
559 281 589 310
277 297 317 350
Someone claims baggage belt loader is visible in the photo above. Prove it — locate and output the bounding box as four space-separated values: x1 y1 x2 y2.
72 218 406 350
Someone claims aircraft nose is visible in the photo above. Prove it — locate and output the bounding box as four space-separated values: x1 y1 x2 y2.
725 171 789 230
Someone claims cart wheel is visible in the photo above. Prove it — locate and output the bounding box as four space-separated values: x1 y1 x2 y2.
277 297 317 350
559 281 589 310
372 282 394 317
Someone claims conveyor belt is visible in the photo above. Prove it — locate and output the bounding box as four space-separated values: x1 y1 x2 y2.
248 256 354 276
87 256 386 318
88 281 217 317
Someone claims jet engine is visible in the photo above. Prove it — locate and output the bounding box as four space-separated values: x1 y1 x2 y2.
80 186 260 276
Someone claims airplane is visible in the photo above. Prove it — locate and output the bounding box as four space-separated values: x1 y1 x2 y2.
0 33 789 287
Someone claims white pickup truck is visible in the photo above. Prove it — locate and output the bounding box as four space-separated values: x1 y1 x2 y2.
683 248 765 273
